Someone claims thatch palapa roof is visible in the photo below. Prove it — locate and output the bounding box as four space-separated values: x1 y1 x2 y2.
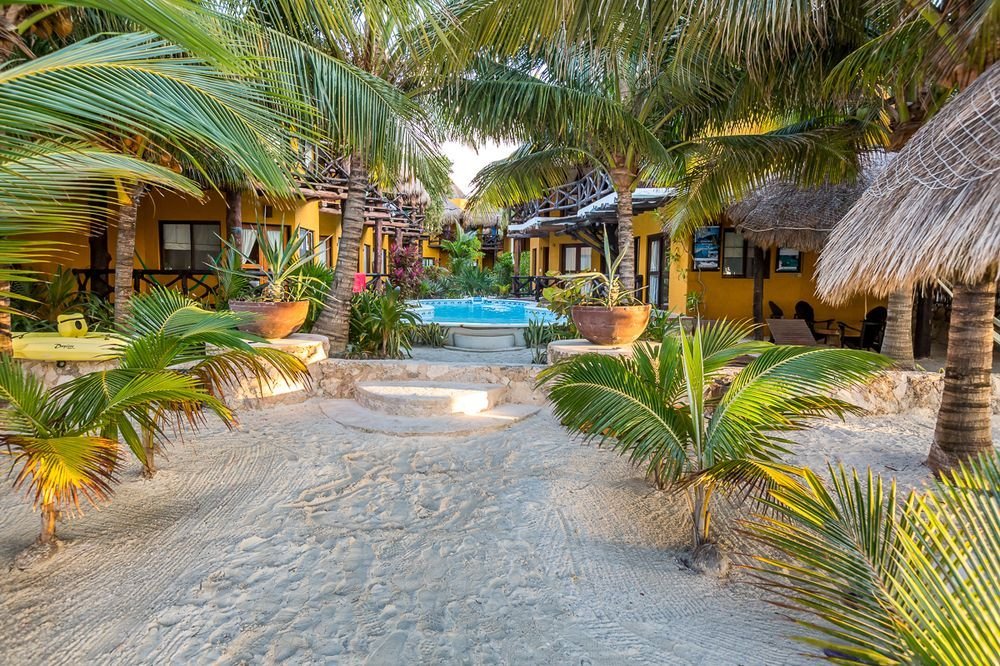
817 62 1000 303
727 154 890 252
461 207 504 230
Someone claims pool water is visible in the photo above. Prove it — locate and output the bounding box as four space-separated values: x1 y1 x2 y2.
416 298 557 326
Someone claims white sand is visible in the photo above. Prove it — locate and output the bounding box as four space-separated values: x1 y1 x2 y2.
0 402 992 664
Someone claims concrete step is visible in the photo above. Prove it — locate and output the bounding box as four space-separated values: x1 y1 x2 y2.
320 400 540 437
354 381 508 417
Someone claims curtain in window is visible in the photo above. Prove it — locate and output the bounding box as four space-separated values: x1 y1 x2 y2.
241 228 258 257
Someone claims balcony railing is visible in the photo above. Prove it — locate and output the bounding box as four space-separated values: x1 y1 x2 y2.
512 169 614 224
73 268 219 302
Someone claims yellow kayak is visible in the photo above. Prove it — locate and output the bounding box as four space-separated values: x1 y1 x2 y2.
12 333 123 362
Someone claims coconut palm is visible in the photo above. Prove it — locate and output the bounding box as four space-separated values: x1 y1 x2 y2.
750 454 1000 664
263 0 452 353
113 289 310 477
538 320 891 553
0 347 233 546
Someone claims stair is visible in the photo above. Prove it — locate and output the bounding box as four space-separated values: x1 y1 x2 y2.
324 380 539 436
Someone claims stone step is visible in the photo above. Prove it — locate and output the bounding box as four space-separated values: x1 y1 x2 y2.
320 400 540 437
354 381 508 417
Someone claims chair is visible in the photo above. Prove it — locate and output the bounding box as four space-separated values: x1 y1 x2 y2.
768 301 784 319
838 307 888 352
794 300 835 343
766 318 819 346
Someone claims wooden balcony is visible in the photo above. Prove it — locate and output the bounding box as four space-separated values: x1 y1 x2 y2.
511 169 613 224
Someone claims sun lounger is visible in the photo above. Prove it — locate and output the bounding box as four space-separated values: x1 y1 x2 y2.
766 318 818 346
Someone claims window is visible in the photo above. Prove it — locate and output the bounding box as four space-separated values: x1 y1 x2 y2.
161 222 221 271
298 228 315 260
316 237 333 267
647 234 669 308
422 257 435 268
561 245 593 273
722 229 769 278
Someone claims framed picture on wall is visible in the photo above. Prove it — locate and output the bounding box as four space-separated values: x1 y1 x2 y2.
775 247 802 273
692 226 721 271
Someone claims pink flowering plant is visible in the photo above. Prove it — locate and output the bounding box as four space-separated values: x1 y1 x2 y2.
389 243 424 298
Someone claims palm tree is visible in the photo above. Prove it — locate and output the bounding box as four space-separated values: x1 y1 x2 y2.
448 42 685 292
538 320 890 559
259 0 452 353
751 454 1000 663
0 346 231 547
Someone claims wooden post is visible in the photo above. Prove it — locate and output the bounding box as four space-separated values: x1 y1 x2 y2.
373 220 383 274
752 246 765 340
512 237 521 297
914 289 934 359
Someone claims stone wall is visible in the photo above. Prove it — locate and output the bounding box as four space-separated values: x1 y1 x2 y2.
838 371 1000 415
15 334 330 409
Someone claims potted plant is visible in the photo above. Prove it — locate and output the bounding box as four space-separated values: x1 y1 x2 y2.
559 231 650 345
216 224 328 339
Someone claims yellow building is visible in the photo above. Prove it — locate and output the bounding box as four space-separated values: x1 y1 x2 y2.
506 174 883 340
36 186 443 302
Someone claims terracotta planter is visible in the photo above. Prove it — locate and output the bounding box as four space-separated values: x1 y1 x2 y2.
572 304 652 346
230 300 309 339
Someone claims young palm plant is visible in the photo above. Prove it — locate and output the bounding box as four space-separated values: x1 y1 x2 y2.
538 320 891 564
114 289 310 477
750 454 1000 664
0 346 231 549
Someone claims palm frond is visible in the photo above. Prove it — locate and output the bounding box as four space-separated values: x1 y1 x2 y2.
2 434 118 511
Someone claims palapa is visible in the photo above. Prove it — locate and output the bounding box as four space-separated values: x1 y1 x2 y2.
816 62 1000 304
728 154 890 253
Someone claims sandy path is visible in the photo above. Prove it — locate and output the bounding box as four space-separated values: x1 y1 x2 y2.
1 402 971 665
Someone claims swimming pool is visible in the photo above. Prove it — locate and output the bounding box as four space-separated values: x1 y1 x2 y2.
415 298 557 327
411 298 558 351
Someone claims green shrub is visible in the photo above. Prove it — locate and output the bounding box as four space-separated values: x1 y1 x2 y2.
411 322 448 348
349 288 418 359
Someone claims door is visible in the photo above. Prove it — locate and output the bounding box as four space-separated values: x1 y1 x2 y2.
647 234 668 308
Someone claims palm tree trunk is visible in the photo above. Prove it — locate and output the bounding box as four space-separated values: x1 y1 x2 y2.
113 184 147 328
313 155 367 353
0 280 11 355
610 168 635 292
141 426 156 479
927 276 997 475
752 246 765 340
688 485 714 547
39 502 57 544
880 289 915 369
225 188 243 248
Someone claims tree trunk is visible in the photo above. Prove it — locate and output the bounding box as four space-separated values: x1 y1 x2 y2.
225 188 243 248
880 289 915 369
312 155 367 353
39 502 57 544
927 276 997 475
611 169 635 292
89 214 112 297
141 426 157 479
0 280 11 355
752 246 765 340
687 484 714 548
113 184 147 328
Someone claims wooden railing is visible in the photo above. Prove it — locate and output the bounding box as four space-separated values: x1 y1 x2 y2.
512 275 562 300
511 169 613 224
73 268 219 302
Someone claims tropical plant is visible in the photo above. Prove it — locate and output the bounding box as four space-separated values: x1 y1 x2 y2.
410 322 448 348
211 246 249 311
494 251 515 290
750 453 1000 664
0 338 239 547
349 288 420 359
9 266 80 332
451 263 497 297
440 223 484 274
538 320 891 560
642 309 680 341
215 224 329 304
116 289 309 477
524 319 575 364
558 231 642 308
295 261 336 332
388 242 424 298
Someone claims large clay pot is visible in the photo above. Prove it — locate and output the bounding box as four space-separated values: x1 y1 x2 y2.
230 300 309 339
571 304 652 346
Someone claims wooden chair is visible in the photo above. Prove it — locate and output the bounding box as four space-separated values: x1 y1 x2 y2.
794 300 835 343
838 307 888 352
766 318 819 346
768 301 784 319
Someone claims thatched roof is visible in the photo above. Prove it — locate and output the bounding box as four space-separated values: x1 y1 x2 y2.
442 197 464 227
395 179 431 206
461 207 503 230
728 154 890 252
817 62 1000 303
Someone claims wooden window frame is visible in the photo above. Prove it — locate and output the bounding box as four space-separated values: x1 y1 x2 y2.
721 229 770 279
560 243 595 274
159 220 221 271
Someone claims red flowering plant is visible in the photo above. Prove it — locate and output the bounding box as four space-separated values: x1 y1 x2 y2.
388 242 424 298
